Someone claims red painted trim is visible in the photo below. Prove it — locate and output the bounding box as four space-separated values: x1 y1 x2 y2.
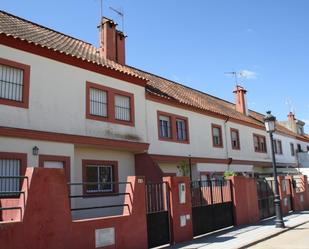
38 154 70 182
230 128 240 150
0 57 30 108
253 133 267 153
211 123 223 148
273 139 283 155
148 93 309 143
82 159 119 197
86 81 135 126
0 34 146 87
0 152 27 198
146 93 264 130
157 110 190 144
0 126 149 152
0 152 27 175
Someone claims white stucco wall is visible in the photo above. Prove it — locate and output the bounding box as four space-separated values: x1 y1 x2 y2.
0 136 74 167
146 99 308 174
0 45 147 143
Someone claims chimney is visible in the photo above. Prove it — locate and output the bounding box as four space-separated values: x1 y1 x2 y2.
287 111 295 122
233 85 248 115
98 17 126 65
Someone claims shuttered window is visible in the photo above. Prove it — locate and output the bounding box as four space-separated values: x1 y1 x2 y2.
89 88 107 117
115 95 130 121
0 64 24 102
0 159 20 196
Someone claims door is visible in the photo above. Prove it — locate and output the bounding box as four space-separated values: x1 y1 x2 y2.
39 155 70 182
146 181 171 248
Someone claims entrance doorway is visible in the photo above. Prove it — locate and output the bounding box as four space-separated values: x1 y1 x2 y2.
38 155 70 182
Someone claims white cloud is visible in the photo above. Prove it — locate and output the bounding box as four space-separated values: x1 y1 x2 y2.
239 70 257 79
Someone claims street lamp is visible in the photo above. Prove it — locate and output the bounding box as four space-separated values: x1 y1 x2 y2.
264 111 285 228
188 154 192 181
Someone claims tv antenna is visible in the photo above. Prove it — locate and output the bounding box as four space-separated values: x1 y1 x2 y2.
109 6 125 33
225 71 241 86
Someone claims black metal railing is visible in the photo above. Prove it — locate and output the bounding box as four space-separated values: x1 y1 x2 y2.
191 179 232 207
145 182 170 214
67 181 131 213
0 176 28 198
0 176 28 221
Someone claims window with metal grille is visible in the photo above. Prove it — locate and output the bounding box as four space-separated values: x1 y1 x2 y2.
0 159 20 196
212 125 222 147
85 164 113 193
176 119 187 140
231 129 240 150
0 64 24 102
89 88 107 117
115 95 130 121
159 115 172 138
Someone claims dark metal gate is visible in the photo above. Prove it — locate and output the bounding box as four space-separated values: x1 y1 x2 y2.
256 178 275 219
191 179 234 237
285 178 293 212
146 182 171 248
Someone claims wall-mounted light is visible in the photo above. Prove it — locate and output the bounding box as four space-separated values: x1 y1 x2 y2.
32 146 39 156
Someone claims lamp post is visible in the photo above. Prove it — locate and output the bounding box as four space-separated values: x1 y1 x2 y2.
264 111 285 228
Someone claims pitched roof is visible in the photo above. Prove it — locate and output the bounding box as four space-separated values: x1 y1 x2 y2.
0 10 308 141
0 10 144 80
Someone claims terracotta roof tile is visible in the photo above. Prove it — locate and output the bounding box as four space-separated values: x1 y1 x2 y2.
0 10 144 80
0 10 307 141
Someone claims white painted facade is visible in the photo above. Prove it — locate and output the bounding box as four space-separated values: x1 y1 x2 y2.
146 99 308 178
0 45 147 142
1 37 309 212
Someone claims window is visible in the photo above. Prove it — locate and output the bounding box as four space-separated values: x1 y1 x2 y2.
89 88 107 117
273 139 283 155
157 111 189 143
212 124 223 147
307 146 309 152
86 82 134 126
0 152 27 197
115 95 131 121
82 160 118 196
0 58 30 108
253 134 267 153
290 143 295 156
159 115 172 138
176 119 187 141
297 144 302 152
297 126 304 135
230 128 240 150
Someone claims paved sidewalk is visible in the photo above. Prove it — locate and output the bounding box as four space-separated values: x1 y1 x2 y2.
168 211 309 249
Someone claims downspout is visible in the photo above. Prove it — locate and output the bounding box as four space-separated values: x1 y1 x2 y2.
223 116 233 171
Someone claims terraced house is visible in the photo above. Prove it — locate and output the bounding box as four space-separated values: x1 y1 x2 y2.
0 9 309 221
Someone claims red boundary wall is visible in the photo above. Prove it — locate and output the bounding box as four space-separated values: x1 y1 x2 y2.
0 168 147 249
164 176 193 245
230 176 260 226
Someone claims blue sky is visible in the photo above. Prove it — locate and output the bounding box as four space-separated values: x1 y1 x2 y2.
2 0 309 131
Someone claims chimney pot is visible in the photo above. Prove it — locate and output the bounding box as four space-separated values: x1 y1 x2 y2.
233 85 248 115
99 17 126 65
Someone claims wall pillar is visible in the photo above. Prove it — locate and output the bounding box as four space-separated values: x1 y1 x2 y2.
230 176 259 225
163 176 193 245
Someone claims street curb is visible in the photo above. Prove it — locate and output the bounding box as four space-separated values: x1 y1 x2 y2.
237 220 309 249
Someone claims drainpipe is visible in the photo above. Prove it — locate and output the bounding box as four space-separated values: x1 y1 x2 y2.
223 116 232 171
